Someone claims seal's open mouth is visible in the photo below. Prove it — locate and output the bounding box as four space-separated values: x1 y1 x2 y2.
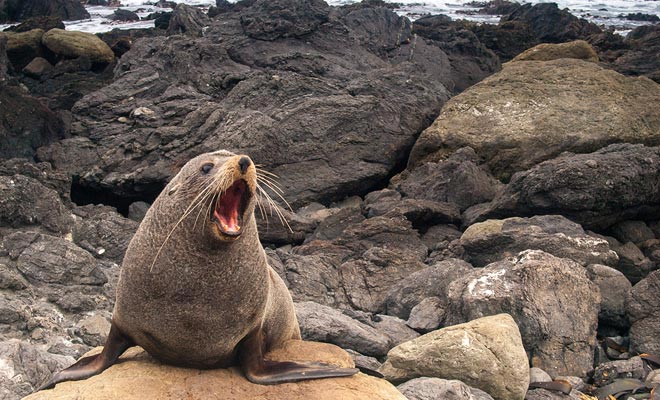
212 179 250 237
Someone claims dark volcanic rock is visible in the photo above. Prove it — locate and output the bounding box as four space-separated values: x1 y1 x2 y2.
166 3 210 37
501 2 601 44
9 0 90 22
586 264 631 332
463 144 660 230
627 269 660 354
2 29 46 71
0 34 7 80
445 250 600 377
3 16 64 32
467 20 537 62
621 13 660 22
71 205 139 264
412 15 500 93
0 84 65 159
476 0 520 16
39 2 460 208
614 25 660 83
111 9 139 22
0 174 72 234
240 0 330 41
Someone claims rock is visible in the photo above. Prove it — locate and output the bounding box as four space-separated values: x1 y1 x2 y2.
610 240 656 284
409 59 660 181
463 144 660 230
71 205 139 264
529 367 552 383
475 0 520 15
524 388 582 400
307 206 364 242
397 377 495 400
445 250 600 377
22 56 52 78
501 3 601 44
460 215 618 268
609 220 656 246
39 2 456 208
75 313 112 347
365 197 460 228
3 231 107 286
611 25 660 83
0 340 74 398
384 258 473 320
111 9 139 22
166 3 210 37
621 12 660 22
295 301 391 357
592 356 646 386
0 159 72 201
511 40 598 62
392 147 503 212
345 349 382 373
382 314 529 400
42 29 114 64
127 201 150 222
240 0 330 41
152 11 171 29
412 15 501 93
4 0 89 23
466 20 537 62
2 28 45 70
0 174 72 234
353 313 420 349
585 264 631 332
255 203 317 246
627 269 660 355
406 297 445 332
24 341 406 400
3 16 64 32
0 34 7 80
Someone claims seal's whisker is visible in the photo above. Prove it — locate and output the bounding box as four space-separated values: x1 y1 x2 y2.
257 177 293 214
255 187 269 226
256 175 285 195
257 184 292 233
255 167 280 178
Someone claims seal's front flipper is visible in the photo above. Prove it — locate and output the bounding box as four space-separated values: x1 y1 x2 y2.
239 330 359 385
38 323 133 391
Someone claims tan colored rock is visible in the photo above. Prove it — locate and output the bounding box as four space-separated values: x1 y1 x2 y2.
409 58 660 180
26 340 405 400
511 40 599 62
381 314 529 400
42 29 114 64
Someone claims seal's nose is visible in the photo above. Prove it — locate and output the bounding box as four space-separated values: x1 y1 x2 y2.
238 156 251 175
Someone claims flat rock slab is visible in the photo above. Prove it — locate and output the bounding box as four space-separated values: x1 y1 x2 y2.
26 340 405 400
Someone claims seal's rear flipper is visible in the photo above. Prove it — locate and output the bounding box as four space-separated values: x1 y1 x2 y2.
239 330 359 385
245 359 360 385
38 324 133 391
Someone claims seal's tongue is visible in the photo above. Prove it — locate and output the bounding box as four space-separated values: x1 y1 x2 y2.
214 180 246 235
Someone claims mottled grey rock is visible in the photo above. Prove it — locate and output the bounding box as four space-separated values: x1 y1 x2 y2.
586 264 631 330
365 197 461 228
75 313 112 347
382 314 529 400
295 301 391 357
445 250 600 377
342 311 420 349
463 144 660 230
610 220 656 246
610 240 656 284
127 201 150 222
393 147 503 211
627 269 660 355
406 296 445 332
592 356 646 386
239 0 330 41
460 215 618 268
529 367 552 383
306 206 364 242
397 377 494 400
72 205 139 264
345 349 382 373
166 3 210 37
384 258 472 319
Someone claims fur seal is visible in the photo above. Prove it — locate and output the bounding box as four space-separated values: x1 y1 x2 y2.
40 150 358 389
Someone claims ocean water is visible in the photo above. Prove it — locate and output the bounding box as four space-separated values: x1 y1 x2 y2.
1 0 659 35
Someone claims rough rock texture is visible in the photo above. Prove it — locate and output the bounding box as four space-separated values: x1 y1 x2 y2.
1 0 89 23
25 341 406 400
511 40 598 62
397 378 495 400
381 314 529 400
166 3 210 37
0 34 7 80
585 264 631 332
607 24 660 83
71 205 139 264
383 258 473 320
627 269 660 354
445 250 600 377
409 59 660 180
34 0 500 208
592 356 646 387
4 16 65 32
42 29 115 65
391 147 503 212
459 215 618 268
464 144 660 230
609 220 656 247
2 29 45 70
239 0 330 41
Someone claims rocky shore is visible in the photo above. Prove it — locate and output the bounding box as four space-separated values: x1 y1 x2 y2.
1 0 660 399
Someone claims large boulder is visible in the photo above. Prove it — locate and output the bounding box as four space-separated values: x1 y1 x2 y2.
608 24 660 83
381 314 529 400
166 4 210 37
511 40 598 62
445 250 600 378
397 378 495 400
1 0 89 23
463 144 660 230
25 341 406 400
1 29 45 70
34 1 496 208
42 29 115 64
586 264 631 333
627 270 660 355
409 59 660 180
239 0 330 41
459 215 618 268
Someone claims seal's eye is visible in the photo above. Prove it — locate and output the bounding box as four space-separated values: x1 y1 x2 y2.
201 163 214 174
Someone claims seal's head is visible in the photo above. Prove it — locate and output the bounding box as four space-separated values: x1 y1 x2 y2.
169 150 257 242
